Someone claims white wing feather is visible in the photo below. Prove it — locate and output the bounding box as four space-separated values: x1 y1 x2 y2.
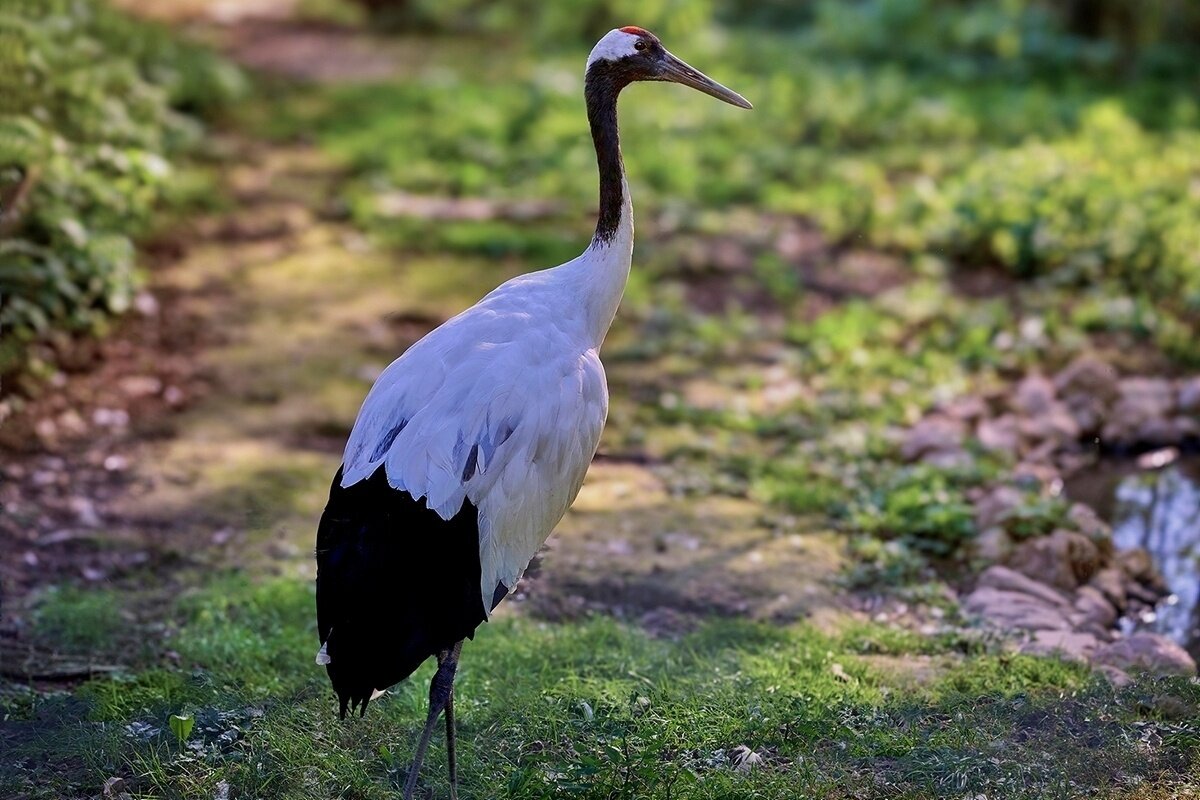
340 270 609 614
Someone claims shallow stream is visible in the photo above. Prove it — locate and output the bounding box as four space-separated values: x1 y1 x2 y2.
1067 456 1200 658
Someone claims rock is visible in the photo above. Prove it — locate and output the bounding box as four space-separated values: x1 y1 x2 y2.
1136 417 1190 446
1136 447 1179 470
970 527 1015 563
977 414 1020 454
1125 579 1162 605
1055 357 1119 434
133 291 160 316
939 394 989 422
1021 630 1100 662
962 587 1072 632
1173 416 1200 439
976 565 1070 607
1089 568 1127 611
1058 529 1102 583
119 375 163 397
67 496 102 527
900 415 966 462
1011 461 1060 488
1017 404 1080 448
1103 377 1177 446
1009 529 1101 592
1115 547 1156 583
922 448 975 470
1095 664 1132 688
974 485 1025 531
1093 633 1197 676
1012 374 1058 416
1055 355 1119 400
1074 585 1118 629
1179 377 1200 414
1067 503 1111 543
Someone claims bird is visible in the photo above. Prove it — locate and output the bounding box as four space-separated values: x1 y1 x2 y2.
314 25 750 799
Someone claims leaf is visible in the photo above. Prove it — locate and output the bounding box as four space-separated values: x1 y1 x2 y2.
168 713 194 743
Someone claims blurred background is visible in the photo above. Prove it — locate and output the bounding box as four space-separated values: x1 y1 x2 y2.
2 1 1200 798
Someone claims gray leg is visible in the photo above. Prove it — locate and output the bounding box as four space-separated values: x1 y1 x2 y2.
445 688 458 800
402 641 463 800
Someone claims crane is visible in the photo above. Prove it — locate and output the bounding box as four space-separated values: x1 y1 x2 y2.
314 25 750 799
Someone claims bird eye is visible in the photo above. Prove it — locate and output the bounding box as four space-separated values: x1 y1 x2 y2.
634 40 646 51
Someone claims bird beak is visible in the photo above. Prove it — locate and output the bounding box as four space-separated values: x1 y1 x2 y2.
656 50 753 109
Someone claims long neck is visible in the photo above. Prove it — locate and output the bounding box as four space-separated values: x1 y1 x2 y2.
585 67 629 244
576 63 634 347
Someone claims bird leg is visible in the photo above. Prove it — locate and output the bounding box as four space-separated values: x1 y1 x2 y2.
402 640 463 800
445 687 458 800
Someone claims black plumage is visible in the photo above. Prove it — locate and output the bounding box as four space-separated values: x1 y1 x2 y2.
315 466 491 719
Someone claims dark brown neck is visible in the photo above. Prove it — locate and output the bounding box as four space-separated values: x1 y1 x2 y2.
584 61 629 245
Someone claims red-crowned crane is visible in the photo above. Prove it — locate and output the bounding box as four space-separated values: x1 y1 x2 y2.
315 25 750 799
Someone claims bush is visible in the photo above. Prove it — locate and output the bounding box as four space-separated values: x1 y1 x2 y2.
0 0 244 375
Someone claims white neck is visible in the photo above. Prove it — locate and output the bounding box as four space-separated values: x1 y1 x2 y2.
572 177 633 348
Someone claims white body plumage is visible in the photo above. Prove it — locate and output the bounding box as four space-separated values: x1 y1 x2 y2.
340 184 633 614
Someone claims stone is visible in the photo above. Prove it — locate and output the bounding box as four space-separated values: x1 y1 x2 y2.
1017 403 1080 448
1011 461 1060 488
119 375 163 397
922 447 975 470
1125 579 1162 605
1095 664 1132 688
977 414 1020 454
1009 529 1101 592
976 564 1071 607
1012 374 1058 416
974 485 1025 531
1021 630 1100 662
1073 585 1118 629
1179 377 1200 414
1089 568 1127 611
962 587 1072 632
1115 547 1156 583
1136 417 1189 446
1093 633 1197 676
1055 357 1118 434
1102 377 1177 446
970 527 1015 563
939 394 989 422
900 415 966 462
1055 356 1119 401
1067 503 1111 543
1056 528 1102 584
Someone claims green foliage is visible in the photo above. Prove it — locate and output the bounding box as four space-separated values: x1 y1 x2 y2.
997 492 1072 541
0 0 243 373
354 0 713 45
853 467 977 557
168 713 194 743
922 104 1200 306
842 536 932 588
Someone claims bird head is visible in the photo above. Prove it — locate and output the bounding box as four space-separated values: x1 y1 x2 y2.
586 26 752 109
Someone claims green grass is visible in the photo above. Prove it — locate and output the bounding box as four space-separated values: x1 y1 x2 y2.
4 575 1198 799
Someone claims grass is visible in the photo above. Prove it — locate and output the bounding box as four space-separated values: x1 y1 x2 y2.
4 575 1199 799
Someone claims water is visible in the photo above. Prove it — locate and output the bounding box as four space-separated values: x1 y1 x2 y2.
1067 456 1200 657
